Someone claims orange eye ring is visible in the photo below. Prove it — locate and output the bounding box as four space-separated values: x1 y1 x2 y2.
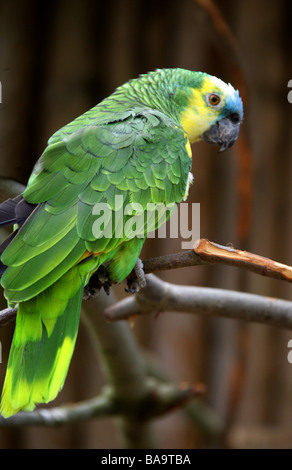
209 94 221 106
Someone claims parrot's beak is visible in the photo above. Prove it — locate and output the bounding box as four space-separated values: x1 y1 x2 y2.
202 113 241 152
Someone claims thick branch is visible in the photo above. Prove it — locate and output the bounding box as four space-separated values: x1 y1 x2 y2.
0 393 114 428
0 381 204 428
1 239 291 327
81 292 155 449
106 274 292 330
0 291 205 437
81 292 203 448
0 306 18 326
130 239 292 283
193 239 292 283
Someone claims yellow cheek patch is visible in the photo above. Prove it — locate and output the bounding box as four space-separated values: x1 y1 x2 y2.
179 77 221 143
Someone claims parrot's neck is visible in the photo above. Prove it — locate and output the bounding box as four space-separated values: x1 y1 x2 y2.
111 69 201 126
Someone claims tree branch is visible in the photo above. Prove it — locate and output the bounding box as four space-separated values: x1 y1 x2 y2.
0 380 204 428
1 239 291 327
193 239 292 282
106 274 292 330
1 178 291 433
0 393 114 428
0 286 204 439
135 239 292 283
0 306 18 326
79 292 156 449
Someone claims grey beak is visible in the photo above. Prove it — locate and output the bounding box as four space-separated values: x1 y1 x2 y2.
202 114 241 152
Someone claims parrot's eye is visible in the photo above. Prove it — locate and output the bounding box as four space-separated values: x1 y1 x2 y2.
209 94 221 106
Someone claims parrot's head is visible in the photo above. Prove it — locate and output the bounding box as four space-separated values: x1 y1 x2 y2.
179 72 243 151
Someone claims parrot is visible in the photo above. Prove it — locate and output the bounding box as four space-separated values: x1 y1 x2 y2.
0 68 243 417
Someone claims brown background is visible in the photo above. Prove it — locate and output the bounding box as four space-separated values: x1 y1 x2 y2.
0 0 291 449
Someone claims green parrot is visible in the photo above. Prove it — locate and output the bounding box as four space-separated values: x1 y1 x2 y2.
0 68 243 417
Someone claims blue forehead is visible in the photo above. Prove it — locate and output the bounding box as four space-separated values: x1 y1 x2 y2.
222 89 244 120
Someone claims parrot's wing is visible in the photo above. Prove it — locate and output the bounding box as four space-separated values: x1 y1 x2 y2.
75 112 192 253
1 111 191 304
0 110 192 417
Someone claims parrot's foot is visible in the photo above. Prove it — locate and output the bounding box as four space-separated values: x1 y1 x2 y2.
125 258 147 294
83 265 112 299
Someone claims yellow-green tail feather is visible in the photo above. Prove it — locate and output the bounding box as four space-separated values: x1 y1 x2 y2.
0 265 86 418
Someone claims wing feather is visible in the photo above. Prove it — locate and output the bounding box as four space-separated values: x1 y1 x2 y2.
1 110 191 304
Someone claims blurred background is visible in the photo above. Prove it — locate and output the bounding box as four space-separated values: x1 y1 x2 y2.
0 0 291 449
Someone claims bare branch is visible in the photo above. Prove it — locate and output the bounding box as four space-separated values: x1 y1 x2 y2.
0 393 114 428
193 239 292 283
82 294 205 447
130 239 292 283
0 379 204 428
145 353 223 437
1 239 291 327
0 281 203 433
106 274 292 330
81 293 154 448
0 306 17 326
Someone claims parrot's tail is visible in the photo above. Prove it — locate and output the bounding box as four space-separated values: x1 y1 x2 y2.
0 265 85 418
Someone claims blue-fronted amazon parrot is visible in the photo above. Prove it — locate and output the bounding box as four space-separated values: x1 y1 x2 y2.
0 68 243 417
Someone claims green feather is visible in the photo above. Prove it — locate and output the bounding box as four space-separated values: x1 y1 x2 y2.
78 185 104 205
5 240 86 303
1 228 80 292
23 171 69 203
